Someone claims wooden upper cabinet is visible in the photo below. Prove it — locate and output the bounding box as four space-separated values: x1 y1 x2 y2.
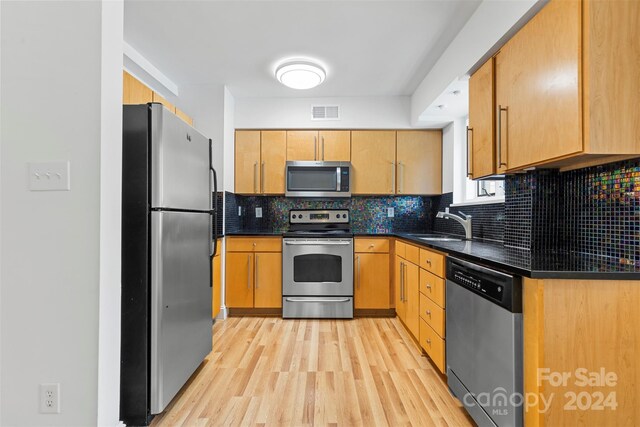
123 71 153 104
396 130 442 195
287 130 318 161
235 130 261 194
318 130 350 161
495 0 582 171
351 130 396 195
468 58 503 179
261 131 286 194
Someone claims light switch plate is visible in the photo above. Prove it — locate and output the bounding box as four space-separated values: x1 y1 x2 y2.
238 207 242 216
29 161 70 191
256 207 263 218
387 207 395 218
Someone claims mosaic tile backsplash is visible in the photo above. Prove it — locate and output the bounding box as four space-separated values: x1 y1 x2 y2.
505 158 640 266
432 193 505 242
225 193 432 234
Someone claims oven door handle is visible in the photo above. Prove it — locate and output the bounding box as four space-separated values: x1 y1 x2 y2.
284 241 352 246
285 298 351 303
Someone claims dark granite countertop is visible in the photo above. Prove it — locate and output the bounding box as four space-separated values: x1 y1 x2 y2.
222 230 640 279
380 232 640 280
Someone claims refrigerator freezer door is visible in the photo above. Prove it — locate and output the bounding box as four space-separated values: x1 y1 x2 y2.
150 211 212 414
150 104 210 211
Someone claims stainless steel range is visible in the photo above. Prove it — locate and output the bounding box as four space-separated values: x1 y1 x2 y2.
282 209 354 318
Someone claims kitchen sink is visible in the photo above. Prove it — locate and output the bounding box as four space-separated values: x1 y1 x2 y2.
408 233 464 242
417 237 463 242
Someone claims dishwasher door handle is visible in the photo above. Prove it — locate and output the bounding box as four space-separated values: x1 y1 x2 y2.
284 241 352 246
284 298 351 303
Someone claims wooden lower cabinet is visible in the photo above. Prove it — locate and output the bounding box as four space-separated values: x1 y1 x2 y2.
253 252 282 308
395 240 448 375
212 239 222 318
354 237 391 311
395 244 420 340
225 237 282 311
419 319 446 373
523 278 640 426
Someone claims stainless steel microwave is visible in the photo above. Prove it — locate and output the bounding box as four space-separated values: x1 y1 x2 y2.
285 161 351 197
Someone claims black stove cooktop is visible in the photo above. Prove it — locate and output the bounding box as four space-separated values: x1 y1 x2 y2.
284 209 352 238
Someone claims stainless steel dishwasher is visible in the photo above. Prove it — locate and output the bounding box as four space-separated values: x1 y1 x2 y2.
446 257 523 427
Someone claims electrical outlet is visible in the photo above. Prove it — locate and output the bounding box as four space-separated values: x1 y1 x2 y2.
387 207 395 218
39 383 60 414
255 207 262 218
238 206 242 216
29 161 70 191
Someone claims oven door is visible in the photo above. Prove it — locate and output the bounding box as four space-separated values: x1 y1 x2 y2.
282 238 353 296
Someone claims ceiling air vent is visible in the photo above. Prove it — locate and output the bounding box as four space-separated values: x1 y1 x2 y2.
311 105 340 121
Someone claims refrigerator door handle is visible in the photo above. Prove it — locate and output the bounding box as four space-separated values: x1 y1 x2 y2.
209 139 218 259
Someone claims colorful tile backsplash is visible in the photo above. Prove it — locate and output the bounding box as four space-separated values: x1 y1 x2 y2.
225 194 432 234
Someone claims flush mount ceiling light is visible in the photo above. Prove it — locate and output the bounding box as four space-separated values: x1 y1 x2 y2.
275 60 326 90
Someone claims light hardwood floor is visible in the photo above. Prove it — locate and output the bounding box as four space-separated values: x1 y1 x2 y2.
151 317 474 427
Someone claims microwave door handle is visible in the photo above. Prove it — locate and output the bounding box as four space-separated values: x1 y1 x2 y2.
336 167 341 192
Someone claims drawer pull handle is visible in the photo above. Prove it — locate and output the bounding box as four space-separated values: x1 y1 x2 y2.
426 284 432 289
426 339 431 345
426 310 431 316
369 244 374 248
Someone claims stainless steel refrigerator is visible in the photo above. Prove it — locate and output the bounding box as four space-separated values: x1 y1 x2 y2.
120 103 218 426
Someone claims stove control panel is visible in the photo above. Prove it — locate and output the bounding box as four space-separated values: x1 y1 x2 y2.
290 209 349 224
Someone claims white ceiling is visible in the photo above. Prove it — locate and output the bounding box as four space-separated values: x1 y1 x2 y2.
124 0 481 99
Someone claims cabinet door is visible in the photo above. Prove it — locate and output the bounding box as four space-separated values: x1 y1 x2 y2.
469 58 502 179
396 130 442 195
495 0 582 170
212 245 222 318
351 131 396 195
235 131 261 194
225 252 254 308
395 256 406 321
286 130 318 161
123 71 153 104
261 131 286 194
318 130 350 161
152 92 176 114
405 261 420 339
254 252 282 308
355 253 390 309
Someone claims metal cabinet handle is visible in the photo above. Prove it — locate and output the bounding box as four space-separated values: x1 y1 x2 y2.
356 255 360 289
497 105 508 168
426 339 432 345
399 162 404 193
399 261 404 302
314 136 317 161
466 126 473 177
247 255 251 290
261 161 265 193
426 284 432 290
426 310 431 316
253 162 258 193
391 161 396 193
255 255 259 289
369 244 374 249
322 136 325 160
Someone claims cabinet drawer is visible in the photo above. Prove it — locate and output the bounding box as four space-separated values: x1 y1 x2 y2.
405 243 420 264
226 237 282 252
395 240 406 258
419 293 445 338
420 319 446 374
355 238 389 253
419 269 445 308
419 248 445 277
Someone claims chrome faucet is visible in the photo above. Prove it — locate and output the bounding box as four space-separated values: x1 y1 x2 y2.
436 210 473 240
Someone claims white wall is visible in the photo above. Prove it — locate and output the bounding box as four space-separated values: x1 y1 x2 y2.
223 87 235 193
1 1 116 425
235 96 419 129
98 1 124 426
410 0 543 124
441 122 455 194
